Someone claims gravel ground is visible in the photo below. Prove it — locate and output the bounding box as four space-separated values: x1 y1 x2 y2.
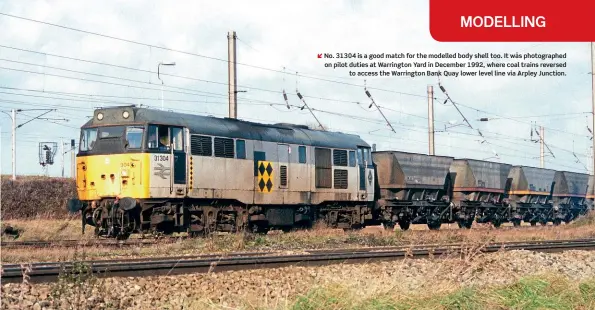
2 250 595 309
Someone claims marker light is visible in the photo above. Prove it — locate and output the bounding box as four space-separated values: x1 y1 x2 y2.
97 112 104 120
122 111 130 119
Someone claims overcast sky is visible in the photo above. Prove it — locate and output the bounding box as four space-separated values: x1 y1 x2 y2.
0 0 593 177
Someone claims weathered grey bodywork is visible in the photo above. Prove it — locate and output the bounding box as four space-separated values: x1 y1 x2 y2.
84 107 375 205
373 151 453 201
449 159 512 203
553 171 589 197
507 166 556 205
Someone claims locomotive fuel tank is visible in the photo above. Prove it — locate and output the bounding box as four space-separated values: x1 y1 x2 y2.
372 151 454 230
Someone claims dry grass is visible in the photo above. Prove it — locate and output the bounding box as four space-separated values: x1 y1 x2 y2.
4 248 594 309
1 175 76 220
2 212 595 264
284 275 595 310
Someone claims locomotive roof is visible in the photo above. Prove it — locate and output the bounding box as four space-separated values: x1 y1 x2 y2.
82 106 370 149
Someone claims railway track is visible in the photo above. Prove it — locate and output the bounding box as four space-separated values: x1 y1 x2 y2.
2 238 595 284
0 223 568 249
0 237 187 249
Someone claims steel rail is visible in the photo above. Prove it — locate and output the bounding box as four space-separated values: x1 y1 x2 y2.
0 237 189 249
2 239 595 284
0 225 579 249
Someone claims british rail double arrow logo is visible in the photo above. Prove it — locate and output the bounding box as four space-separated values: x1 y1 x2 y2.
153 163 171 179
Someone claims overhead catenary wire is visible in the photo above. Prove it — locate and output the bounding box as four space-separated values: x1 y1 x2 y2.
438 81 500 158
0 13 589 140
1 96 588 172
0 13 590 172
0 44 589 139
364 84 395 133
296 90 325 131
2 85 591 161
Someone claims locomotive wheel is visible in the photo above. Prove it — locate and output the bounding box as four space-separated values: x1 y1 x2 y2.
530 221 537 226
384 222 396 231
116 232 131 241
512 219 522 227
492 220 502 228
250 222 269 234
553 218 562 226
398 221 411 231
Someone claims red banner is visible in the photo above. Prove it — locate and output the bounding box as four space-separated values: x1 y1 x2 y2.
429 0 595 42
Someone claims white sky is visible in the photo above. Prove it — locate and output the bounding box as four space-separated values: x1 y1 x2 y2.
0 0 593 177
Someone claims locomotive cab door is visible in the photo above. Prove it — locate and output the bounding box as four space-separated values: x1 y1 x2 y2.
147 124 187 197
170 127 186 186
357 147 367 196
356 146 374 201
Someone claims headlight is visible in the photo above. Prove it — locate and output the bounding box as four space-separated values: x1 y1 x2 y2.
122 111 130 119
97 112 104 120
121 169 128 177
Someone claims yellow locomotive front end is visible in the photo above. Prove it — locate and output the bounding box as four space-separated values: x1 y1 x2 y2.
76 152 151 201
70 106 187 239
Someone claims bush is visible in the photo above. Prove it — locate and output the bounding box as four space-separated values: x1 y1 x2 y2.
1 175 76 219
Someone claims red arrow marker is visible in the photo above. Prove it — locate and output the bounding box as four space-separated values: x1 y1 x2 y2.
317 53 322 58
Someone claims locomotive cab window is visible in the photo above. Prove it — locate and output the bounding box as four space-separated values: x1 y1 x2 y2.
99 126 125 138
171 127 184 151
125 126 144 149
80 128 98 151
349 151 356 167
362 148 372 166
147 125 180 151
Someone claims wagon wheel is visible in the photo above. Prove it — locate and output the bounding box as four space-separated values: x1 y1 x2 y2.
427 220 442 230
457 218 473 229
398 220 411 231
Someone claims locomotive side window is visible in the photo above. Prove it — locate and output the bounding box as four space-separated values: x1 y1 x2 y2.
125 126 144 149
147 125 172 151
363 148 372 165
357 148 363 165
349 151 356 167
147 125 159 149
158 126 170 149
171 127 184 151
80 128 98 151
298 146 306 163
236 140 246 159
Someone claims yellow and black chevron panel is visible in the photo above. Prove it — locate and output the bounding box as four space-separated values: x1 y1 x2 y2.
257 160 274 193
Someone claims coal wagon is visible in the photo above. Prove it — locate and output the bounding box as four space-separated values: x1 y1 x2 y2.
372 151 454 230
449 159 512 227
552 170 590 224
506 166 556 226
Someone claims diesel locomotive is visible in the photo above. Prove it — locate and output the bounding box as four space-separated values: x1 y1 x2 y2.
69 106 377 239
68 106 594 239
